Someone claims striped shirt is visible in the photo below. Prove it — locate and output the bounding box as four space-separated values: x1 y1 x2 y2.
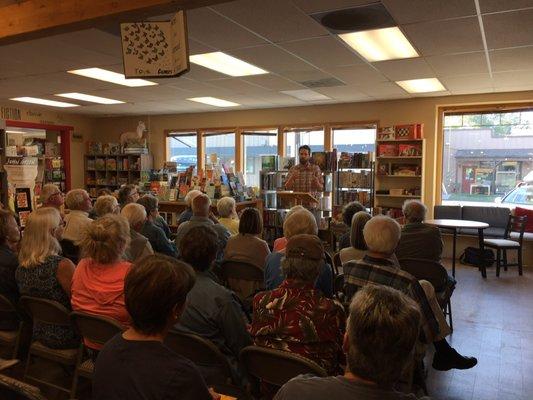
285 163 324 201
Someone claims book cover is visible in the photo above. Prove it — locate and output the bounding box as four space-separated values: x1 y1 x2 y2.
106 158 117 170
392 164 420 176
109 143 121 155
338 152 352 169
398 144 422 157
278 156 295 171
261 155 277 171
87 142 102 155
378 144 398 157
95 158 106 170
312 151 327 171
377 126 395 141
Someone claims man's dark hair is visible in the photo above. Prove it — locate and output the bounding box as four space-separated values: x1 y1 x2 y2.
0 209 15 245
137 194 158 214
342 201 365 226
179 225 218 271
298 145 311 154
239 207 263 235
125 254 196 335
118 184 136 206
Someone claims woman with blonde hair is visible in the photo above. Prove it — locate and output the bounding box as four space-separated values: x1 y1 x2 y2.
273 205 305 252
94 195 120 217
71 214 132 349
16 207 78 349
217 196 239 235
339 211 372 265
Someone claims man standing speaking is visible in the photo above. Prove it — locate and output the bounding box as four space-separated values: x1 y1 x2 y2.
284 145 324 209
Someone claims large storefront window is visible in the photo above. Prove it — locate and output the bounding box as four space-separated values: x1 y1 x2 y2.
167 132 197 171
442 110 533 207
243 130 277 188
205 132 235 170
285 129 324 158
333 126 376 154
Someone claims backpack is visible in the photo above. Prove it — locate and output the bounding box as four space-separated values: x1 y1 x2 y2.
459 247 495 267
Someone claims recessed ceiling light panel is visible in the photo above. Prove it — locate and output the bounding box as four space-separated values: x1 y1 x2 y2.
10 97 79 108
339 27 419 62
189 52 268 77
68 68 157 87
281 89 332 101
187 97 240 107
56 93 124 104
396 78 446 93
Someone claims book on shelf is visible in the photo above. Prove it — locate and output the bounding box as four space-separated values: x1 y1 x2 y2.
87 142 102 155
338 152 371 169
95 158 106 170
312 150 337 172
377 126 395 141
261 155 277 172
336 190 370 207
377 124 423 141
338 170 372 188
278 156 295 171
391 164 421 176
377 144 398 157
377 163 389 175
398 144 422 157
106 158 117 170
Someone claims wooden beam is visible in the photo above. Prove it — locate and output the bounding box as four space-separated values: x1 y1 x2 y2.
0 0 229 45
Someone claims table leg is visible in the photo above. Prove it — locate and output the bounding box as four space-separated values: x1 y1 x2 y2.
452 229 457 278
478 228 486 279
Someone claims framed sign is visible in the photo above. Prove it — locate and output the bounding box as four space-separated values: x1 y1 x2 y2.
120 11 190 79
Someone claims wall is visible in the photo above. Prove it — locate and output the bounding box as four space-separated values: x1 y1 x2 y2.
1 102 94 188
89 91 533 215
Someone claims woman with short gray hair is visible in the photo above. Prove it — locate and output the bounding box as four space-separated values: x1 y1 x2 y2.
339 211 371 265
217 196 239 235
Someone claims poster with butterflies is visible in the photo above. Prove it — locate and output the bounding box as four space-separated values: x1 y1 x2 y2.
120 11 189 79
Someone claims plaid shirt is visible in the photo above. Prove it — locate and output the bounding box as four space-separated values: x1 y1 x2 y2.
343 255 440 343
285 163 324 200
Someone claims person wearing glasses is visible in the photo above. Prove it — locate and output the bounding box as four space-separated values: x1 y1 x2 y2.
40 183 64 211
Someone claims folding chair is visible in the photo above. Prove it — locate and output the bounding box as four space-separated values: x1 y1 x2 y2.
0 294 23 359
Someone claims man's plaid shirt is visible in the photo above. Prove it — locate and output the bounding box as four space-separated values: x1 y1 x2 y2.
285 163 323 199
343 255 440 343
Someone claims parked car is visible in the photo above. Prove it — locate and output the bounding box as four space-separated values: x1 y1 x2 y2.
496 181 533 209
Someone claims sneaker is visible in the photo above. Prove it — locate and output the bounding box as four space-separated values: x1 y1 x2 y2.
432 349 477 371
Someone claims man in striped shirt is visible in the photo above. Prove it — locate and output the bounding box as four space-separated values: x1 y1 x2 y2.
284 145 324 208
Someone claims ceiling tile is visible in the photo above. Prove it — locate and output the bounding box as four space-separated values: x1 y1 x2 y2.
188 38 217 54
493 84 533 93
356 81 409 97
373 58 435 81
241 74 306 91
184 64 229 81
314 85 372 101
206 78 274 95
228 45 316 74
382 0 476 24
401 17 484 56
426 52 489 76
92 86 190 102
213 0 329 43
186 7 267 50
490 46 533 71
324 64 388 85
279 36 363 67
483 9 533 49
53 29 123 58
479 0 533 13
493 70 533 87
291 0 376 14
448 87 494 95
282 69 336 83
439 73 493 91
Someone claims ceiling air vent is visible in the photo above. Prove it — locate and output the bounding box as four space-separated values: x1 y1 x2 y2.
299 77 345 89
311 3 395 34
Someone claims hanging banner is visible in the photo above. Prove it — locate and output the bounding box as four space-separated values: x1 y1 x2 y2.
120 11 189 79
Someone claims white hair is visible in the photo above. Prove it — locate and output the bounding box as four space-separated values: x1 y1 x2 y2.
363 216 401 255
402 200 427 223
217 196 236 218
40 183 60 203
94 195 119 217
65 189 89 210
184 190 202 207
121 203 147 228
283 209 318 239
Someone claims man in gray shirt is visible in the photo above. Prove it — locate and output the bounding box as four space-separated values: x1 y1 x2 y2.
274 285 431 400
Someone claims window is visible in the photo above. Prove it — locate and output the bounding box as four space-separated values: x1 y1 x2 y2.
166 132 197 171
243 129 277 188
442 110 533 207
333 126 376 155
285 129 324 158
204 132 235 170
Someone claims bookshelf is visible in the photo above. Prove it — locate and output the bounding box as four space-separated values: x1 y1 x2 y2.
0 129 6 207
84 154 153 198
334 151 374 212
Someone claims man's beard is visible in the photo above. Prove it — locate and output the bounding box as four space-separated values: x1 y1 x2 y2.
299 158 308 165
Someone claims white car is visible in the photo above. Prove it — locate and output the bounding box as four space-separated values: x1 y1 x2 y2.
498 181 533 210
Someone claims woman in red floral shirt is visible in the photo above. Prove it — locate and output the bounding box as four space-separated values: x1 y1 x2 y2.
250 234 345 374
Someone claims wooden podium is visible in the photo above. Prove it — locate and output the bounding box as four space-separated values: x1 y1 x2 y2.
277 191 318 209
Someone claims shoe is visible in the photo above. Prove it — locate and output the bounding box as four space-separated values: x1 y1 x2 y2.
432 349 477 371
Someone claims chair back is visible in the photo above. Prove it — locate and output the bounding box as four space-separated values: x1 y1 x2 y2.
0 374 48 400
398 258 449 292
165 330 233 382
220 260 264 283
0 294 20 321
19 296 71 326
70 312 124 348
506 214 527 243
240 346 327 387
60 239 80 264
333 252 342 274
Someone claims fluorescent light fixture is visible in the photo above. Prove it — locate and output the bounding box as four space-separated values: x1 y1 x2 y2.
187 97 240 107
396 78 446 93
10 97 79 108
281 89 331 101
189 52 268 77
68 68 157 87
339 27 419 62
56 92 125 104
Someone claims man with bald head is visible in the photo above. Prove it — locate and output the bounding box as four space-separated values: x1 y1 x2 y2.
174 194 230 262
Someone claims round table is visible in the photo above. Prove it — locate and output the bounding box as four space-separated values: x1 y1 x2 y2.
425 219 490 278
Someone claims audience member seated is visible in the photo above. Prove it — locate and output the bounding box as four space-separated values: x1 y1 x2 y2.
343 216 477 371
274 285 427 400
93 254 216 400
94 195 120 217
117 184 140 209
72 214 132 349
265 209 333 298
137 195 177 257
396 200 443 262
273 205 305 252
217 197 240 235
251 234 345 374
337 201 365 250
40 183 64 211
121 203 154 262
0 210 21 330
175 194 230 262
339 211 371 265
63 189 93 243
16 208 78 349
177 190 202 225
89 189 114 219
175 225 252 383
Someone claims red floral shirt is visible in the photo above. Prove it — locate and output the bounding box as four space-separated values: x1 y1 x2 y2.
250 279 345 374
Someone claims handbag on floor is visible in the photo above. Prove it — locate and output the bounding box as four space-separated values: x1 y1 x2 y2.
459 247 495 267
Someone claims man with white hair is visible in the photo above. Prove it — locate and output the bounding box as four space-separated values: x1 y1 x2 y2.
121 203 154 262
62 189 93 243
396 200 443 262
343 216 477 372
177 190 203 225
40 183 64 210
